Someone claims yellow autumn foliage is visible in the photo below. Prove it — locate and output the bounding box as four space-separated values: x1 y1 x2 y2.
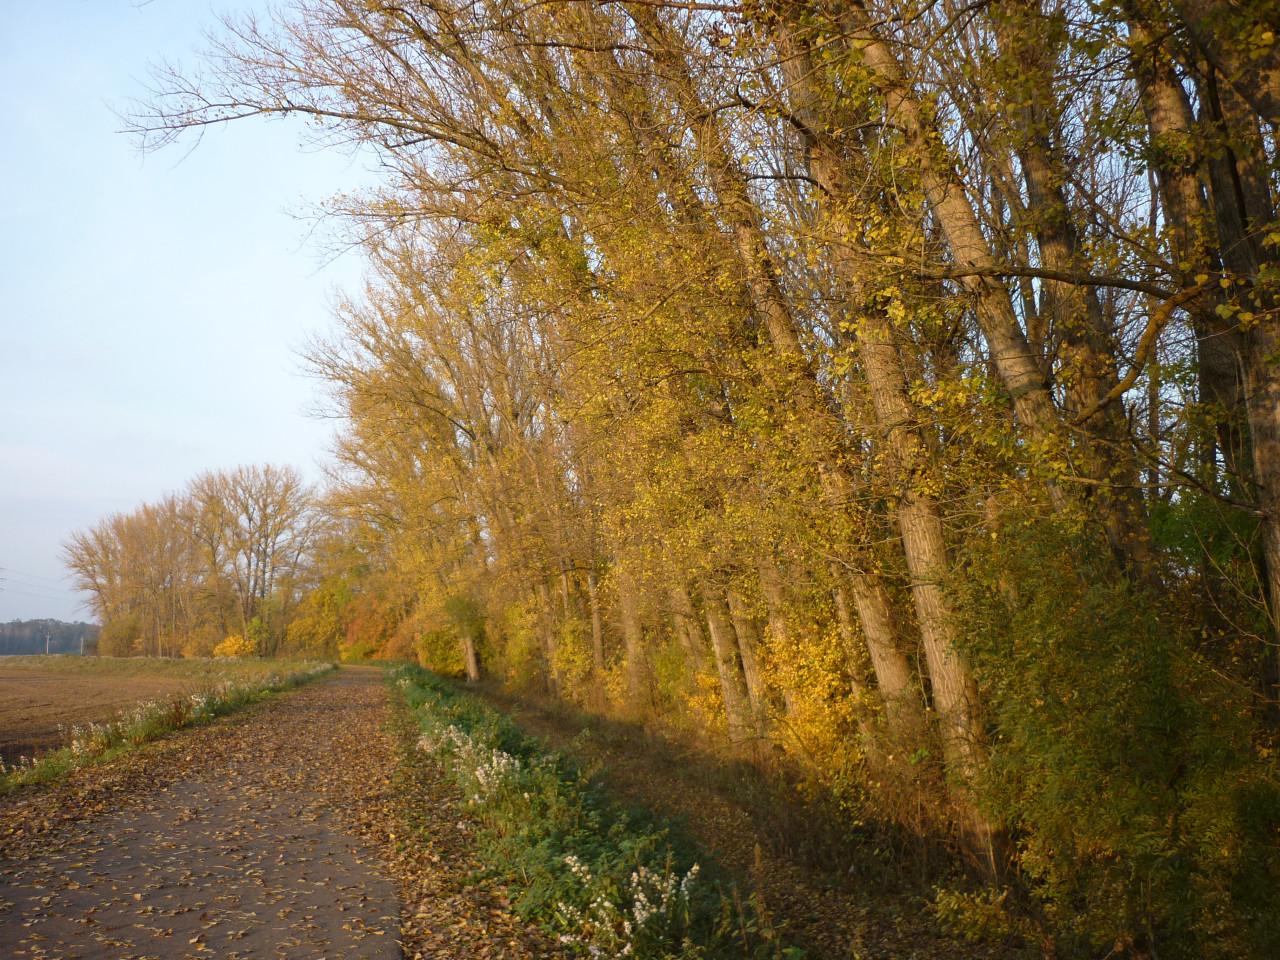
212 634 256 658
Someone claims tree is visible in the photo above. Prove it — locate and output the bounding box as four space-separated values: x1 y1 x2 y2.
63 465 318 657
125 1 1280 950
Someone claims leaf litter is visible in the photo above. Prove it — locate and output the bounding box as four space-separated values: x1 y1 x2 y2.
0 665 566 960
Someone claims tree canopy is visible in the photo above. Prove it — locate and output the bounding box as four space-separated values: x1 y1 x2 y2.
107 1 1280 954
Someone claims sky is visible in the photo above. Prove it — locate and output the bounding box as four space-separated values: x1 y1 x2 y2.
0 3 375 622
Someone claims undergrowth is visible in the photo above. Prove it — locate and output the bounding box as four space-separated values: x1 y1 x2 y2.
392 664 801 960
492 687 953 889
0 660 336 794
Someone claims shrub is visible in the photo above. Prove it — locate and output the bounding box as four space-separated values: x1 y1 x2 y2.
953 513 1280 958
417 628 467 677
213 634 256 658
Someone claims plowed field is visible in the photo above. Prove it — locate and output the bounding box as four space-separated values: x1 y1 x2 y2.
0 657 295 767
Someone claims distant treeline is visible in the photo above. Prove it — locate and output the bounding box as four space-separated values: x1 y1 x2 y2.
62 465 325 658
0 619 98 656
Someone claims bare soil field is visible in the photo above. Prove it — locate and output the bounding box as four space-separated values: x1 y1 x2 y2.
0 656 299 767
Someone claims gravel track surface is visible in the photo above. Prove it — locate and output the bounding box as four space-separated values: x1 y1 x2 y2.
0 666 564 960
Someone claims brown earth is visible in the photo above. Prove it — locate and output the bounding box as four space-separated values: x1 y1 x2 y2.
0 666 567 960
0 671 203 766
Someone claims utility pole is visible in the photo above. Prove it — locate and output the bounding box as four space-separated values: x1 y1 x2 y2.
45 633 50 656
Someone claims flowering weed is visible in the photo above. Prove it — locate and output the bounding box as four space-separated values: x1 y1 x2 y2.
394 665 799 959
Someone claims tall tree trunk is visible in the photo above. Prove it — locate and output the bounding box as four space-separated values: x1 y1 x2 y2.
535 579 560 699
829 572 880 742
1172 0 1280 126
587 568 607 704
1195 77 1280 668
726 588 770 736
998 1 1158 579
756 557 802 716
702 586 753 745
853 297 1002 869
1136 25 1280 723
776 22 1005 872
837 3 1064 461
1241 324 1280 724
559 567 574 620
667 581 710 674
839 569 924 739
624 4 908 701
617 570 648 709
1130 17 1246 478
461 626 481 683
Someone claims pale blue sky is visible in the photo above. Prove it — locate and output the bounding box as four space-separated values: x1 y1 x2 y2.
0 2 372 621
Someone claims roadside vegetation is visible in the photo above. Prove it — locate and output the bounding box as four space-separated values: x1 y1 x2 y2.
0 659 335 794
395 664 799 960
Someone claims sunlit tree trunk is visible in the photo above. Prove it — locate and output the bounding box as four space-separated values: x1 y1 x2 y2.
587 568 607 704
775 21 1004 871
836 3 1063 464
702 586 753 744
624 8 909 718
461 625 481 683
996 1 1158 579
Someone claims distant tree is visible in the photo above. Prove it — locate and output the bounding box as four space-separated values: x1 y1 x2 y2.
62 464 318 657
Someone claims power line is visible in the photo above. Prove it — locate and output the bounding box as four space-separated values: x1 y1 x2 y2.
0 566 67 586
0 575 70 595
0 584 74 604
1 573 70 593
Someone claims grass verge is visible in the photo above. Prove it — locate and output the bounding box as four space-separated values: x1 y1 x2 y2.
0 660 336 795
392 664 802 960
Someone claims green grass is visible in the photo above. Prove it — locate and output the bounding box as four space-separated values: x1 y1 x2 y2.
392 664 801 960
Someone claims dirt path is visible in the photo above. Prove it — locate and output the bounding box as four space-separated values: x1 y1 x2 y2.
0 667 562 960
0 667 401 958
